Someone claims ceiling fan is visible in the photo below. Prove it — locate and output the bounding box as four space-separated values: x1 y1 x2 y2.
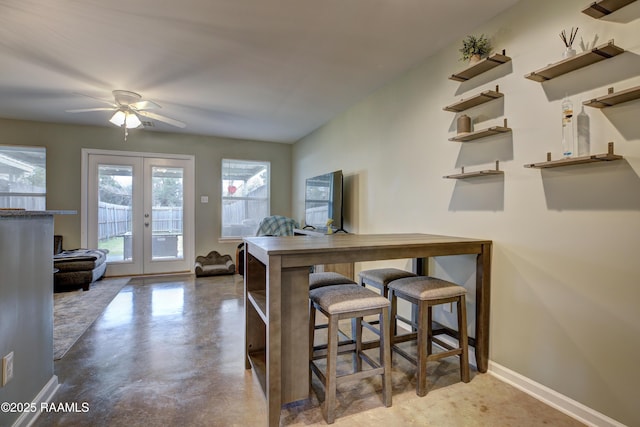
66 90 186 137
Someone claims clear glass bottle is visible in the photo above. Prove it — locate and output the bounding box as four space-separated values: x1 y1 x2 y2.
577 106 590 156
561 95 575 158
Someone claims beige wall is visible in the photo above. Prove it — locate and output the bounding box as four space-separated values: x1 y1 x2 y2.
0 118 292 260
292 0 640 425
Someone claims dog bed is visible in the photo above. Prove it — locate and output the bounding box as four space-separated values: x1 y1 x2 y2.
195 251 235 277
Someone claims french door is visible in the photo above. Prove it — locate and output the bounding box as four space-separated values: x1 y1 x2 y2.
83 150 194 276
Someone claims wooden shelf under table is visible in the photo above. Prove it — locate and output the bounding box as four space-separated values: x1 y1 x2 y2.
248 290 267 322
247 350 267 397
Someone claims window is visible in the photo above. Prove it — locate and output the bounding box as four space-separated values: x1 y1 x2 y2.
0 145 46 210
221 159 270 238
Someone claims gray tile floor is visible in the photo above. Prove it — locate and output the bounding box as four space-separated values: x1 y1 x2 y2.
35 274 584 426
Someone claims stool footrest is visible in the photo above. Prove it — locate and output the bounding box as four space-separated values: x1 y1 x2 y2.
396 314 415 327
337 366 385 385
431 336 454 351
427 348 463 362
392 332 418 344
310 361 327 385
359 351 381 371
361 319 380 335
391 345 417 365
432 322 477 347
310 349 384 383
312 341 356 360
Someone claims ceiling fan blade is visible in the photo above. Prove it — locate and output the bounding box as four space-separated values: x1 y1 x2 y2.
129 100 161 110
66 107 116 113
137 110 186 128
74 92 117 107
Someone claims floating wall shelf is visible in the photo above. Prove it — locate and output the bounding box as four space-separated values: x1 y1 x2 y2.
449 51 511 82
444 161 504 179
583 85 640 108
525 40 624 82
449 118 511 142
582 0 637 18
443 86 503 112
524 142 623 168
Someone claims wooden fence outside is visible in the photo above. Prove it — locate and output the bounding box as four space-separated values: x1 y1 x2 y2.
98 202 183 240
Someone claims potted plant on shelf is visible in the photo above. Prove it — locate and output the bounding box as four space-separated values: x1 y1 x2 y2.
459 34 491 64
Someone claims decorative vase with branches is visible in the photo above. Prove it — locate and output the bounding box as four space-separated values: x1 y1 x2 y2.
459 34 491 63
560 27 579 59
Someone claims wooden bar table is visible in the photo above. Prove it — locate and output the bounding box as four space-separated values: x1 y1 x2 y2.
243 233 492 427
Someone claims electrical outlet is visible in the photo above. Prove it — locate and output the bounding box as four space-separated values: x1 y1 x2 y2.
2 351 14 386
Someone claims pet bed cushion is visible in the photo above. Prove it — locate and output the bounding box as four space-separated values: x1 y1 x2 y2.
195 251 235 277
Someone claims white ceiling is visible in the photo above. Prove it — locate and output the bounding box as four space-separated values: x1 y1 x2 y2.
0 0 520 143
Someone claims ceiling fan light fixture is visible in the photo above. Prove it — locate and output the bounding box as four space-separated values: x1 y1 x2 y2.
125 112 142 129
109 110 125 127
109 110 141 129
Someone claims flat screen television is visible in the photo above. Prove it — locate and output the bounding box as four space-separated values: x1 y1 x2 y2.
304 170 345 233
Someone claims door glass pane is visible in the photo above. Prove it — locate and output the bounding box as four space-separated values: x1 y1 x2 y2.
151 166 183 260
98 165 133 262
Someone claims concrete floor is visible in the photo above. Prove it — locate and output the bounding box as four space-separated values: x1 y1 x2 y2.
35 274 584 426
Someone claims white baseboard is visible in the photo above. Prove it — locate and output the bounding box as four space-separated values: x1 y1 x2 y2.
488 361 626 427
12 375 59 427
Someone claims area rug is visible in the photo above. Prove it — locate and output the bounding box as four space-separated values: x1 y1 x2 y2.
53 277 130 360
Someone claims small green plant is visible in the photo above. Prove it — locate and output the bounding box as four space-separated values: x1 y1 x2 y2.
459 34 491 61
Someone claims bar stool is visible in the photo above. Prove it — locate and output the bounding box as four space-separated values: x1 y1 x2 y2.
309 284 392 424
388 276 470 397
358 268 417 335
309 272 357 344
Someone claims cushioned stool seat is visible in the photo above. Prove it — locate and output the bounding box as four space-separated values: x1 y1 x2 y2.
309 284 392 424
359 268 417 296
388 276 470 397
390 276 467 300
309 271 356 290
